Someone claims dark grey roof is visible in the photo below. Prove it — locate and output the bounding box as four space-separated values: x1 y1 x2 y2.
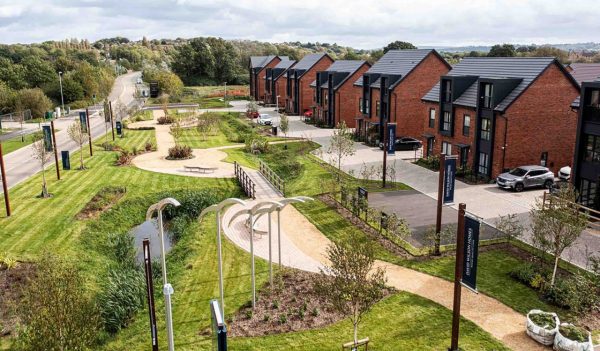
274 59 296 69
250 55 287 69
293 53 327 71
310 60 367 88
268 60 296 81
568 63 600 84
422 57 570 112
354 49 436 87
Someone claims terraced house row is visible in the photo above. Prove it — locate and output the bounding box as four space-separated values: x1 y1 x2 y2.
249 52 600 208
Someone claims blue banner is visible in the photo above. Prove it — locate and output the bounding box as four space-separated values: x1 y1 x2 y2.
461 216 480 291
443 157 456 204
42 125 53 152
79 112 88 133
61 150 70 170
387 123 396 155
116 121 122 135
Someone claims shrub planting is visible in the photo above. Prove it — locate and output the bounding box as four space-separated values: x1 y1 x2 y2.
115 150 133 166
167 144 193 160
157 115 175 124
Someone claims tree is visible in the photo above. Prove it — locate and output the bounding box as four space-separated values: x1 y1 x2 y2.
495 213 524 243
67 120 89 170
159 93 170 117
21 56 55 88
326 121 355 177
529 186 588 286
170 121 183 145
15 254 100 351
14 88 52 118
31 136 51 198
530 45 569 63
316 236 386 346
279 113 289 141
196 112 217 141
487 44 517 57
383 41 417 53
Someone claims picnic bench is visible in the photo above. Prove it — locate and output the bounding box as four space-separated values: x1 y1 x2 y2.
184 165 218 174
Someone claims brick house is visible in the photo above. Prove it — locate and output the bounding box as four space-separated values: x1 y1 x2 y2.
310 60 371 128
249 55 285 102
421 57 580 179
354 49 451 144
567 63 600 84
570 78 600 209
264 59 296 107
285 53 334 115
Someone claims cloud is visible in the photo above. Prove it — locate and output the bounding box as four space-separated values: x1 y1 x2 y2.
0 0 598 48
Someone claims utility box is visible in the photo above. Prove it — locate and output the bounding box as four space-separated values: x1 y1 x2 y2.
61 151 70 170
271 126 277 135
149 82 159 98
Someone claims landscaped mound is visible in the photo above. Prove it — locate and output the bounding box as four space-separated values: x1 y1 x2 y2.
76 186 126 220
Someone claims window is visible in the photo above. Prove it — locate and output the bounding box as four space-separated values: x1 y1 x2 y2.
359 98 363 111
443 81 452 102
376 100 381 117
478 152 489 175
590 90 600 107
463 115 470 136
323 92 328 106
429 109 436 128
585 134 600 163
365 99 370 115
482 83 493 108
441 141 452 155
427 138 434 157
580 179 598 208
480 118 491 141
460 147 469 168
442 111 451 132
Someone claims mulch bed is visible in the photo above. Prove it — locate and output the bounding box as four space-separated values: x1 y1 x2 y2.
76 186 126 220
224 269 392 337
0 263 35 337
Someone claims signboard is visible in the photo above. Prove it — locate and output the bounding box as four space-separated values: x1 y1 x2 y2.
461 216 480 291
387 123 396 155
357 187 368 201
210 300 227 351
42 125 53 152
79 112 88 133
143 239 159 351
116 121 122 136
61 150 70 170
443 156 457 204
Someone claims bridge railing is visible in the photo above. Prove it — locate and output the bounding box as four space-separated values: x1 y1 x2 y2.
234 161 256 199
258 160 285 196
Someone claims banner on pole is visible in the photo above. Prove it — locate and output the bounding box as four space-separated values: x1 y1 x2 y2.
443 156 457 204
387 123 396 155
42 125 53 152
116 121 122 135
357 187 368 201
79 112 88 133
61 150 70 170
461 215 480 291
143 239 159 351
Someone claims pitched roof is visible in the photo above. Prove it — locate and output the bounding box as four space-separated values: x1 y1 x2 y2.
274 59 296 69
267 60 297 81
422 57 575 112
284 53 330 78
249 55 288 69
310 60 368 88
567 63 600 84
571 78 600 108
355 49 442 87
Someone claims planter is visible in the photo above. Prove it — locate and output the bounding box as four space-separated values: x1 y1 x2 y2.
526 309 559 345
553 323 593 351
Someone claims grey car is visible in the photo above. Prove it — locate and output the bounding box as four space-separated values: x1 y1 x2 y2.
496 165 555 192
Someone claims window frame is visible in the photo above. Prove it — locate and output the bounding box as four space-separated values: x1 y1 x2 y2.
429 109 436 128
463 114 470 136
442 111 451 132
482 83 493 109
480 118 491 141
478 152 489 175
441 141 452 155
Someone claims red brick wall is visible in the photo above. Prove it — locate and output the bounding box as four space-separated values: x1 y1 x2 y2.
420 103 476 161
274 75 287 108
499 63 580 176
256 58 281 102
297 56 334 114
336 63 371 128
391 52 451 138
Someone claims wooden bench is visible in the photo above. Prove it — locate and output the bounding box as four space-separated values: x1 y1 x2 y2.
184 165 218 174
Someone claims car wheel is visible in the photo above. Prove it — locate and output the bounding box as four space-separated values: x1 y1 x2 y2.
544 180 553 189
514 183 524 192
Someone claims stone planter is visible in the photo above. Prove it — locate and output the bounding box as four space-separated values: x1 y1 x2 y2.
526 309 559 346
553 323 593 351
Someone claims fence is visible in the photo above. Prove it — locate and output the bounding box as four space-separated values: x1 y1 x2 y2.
258 160 285 196
234 161 256 199
0 109 32 123
542 191 600 232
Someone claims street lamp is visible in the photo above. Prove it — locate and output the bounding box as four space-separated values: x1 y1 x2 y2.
228 200 282 308
58 71 65 115
146 197 181 351
199 198 247 319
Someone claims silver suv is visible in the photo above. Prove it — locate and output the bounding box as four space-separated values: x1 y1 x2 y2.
496 165 555 192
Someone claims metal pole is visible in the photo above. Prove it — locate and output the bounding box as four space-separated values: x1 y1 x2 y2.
250 212 256 309
0 143 10 217
382 122 388 188
143 239 159 351
86 108 93 156
50 120 60 180
268 211 273 289
158 208 175 351
449 203 466 351
216 209 225 320
277 209 282 270
58 72 65 114
109 101 115 141
435 153 446 256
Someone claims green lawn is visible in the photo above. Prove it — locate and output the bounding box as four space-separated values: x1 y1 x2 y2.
177 126 239 149
1 132 39 155
0 129 237 261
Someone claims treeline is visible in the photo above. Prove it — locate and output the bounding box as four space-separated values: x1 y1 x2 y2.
0 42 115 117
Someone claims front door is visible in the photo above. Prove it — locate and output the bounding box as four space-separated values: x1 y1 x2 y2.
460 147 469 168
427 138 434 157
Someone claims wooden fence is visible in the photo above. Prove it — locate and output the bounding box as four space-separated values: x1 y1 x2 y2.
234 161 256 199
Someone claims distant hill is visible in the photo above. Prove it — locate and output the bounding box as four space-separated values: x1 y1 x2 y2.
427 42 600 53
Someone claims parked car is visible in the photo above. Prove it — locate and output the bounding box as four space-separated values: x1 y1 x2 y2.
303 110 313 118
257 114 273 125
558 166 571 181
246 111 259 119
378 137 422 151
496 165 555 192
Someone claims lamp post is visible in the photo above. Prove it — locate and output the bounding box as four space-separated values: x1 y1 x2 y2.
223 82 227 106
146 198 181 351
199 198 247 319
58 71 65 115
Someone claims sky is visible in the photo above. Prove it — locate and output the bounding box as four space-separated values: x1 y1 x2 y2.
1 0 599 49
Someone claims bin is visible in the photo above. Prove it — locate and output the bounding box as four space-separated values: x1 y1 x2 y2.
271 126 277 136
